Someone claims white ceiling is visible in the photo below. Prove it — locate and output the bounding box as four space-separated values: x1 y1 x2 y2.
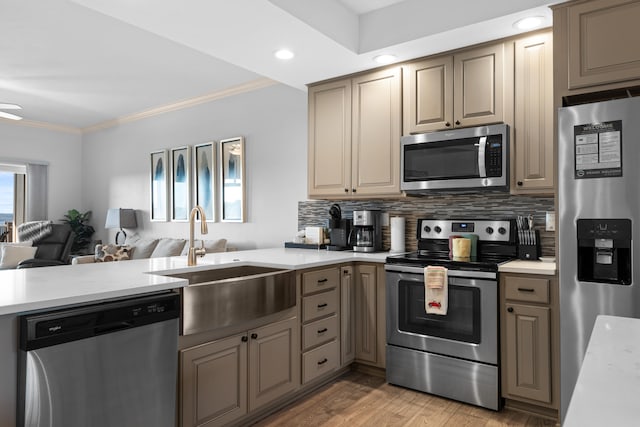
0 0 564 131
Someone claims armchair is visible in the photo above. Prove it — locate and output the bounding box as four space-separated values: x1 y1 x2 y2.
17 224 75 268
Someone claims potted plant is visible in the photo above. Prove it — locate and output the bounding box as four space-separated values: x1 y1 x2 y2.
61 209 96 254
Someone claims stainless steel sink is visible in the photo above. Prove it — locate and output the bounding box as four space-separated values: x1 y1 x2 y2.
161 265 295 336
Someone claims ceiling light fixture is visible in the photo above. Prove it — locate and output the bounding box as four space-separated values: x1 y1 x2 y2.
274 49 294 60
0 103 23 121
513 16 544 30
373 54 397 65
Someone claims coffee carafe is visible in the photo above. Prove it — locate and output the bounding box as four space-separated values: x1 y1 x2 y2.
353 210 382 253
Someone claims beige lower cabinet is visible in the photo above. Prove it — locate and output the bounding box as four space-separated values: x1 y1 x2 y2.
354 263 386 368
340 265 355 366
300 266 341 384
180 317 299 427
500 273 559 416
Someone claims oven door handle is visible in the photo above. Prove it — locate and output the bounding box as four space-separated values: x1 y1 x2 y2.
385 264 496 280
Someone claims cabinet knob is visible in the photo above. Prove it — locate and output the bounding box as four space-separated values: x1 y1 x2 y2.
352 188 356 193
507 307 514 313
455 120 461 126
445 122 451 127
517 181 523 186
241 336 248 342
344 188 349 193
251 333 258 339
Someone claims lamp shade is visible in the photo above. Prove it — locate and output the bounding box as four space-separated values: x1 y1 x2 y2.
105 208 137 229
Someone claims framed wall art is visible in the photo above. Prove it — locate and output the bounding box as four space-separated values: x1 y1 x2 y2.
193 142 216 222
170 146 191 222
150 149 168 222
219 137 246 222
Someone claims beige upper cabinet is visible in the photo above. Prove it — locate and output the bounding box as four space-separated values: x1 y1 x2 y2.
553 0 640 97
403 43 505 134
512 31 554 194
308 67 402 199
308 80 352 198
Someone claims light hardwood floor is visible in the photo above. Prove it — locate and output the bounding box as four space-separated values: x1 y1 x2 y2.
253 371 556 427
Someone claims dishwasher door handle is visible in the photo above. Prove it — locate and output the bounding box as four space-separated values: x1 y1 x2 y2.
95 321 133 334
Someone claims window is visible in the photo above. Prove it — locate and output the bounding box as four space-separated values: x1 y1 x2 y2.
0 163 26 242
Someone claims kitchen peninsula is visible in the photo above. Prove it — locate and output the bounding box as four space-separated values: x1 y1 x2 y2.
0 248 389 427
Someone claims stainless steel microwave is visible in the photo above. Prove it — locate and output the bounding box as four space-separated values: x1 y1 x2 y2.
401 124 509 192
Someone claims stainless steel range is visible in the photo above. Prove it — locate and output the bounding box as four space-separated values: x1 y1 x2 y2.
385 219 517 411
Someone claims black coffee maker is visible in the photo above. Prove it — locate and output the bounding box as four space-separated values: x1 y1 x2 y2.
327 204 352 251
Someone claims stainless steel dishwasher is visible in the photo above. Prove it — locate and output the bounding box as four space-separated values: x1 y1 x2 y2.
17 292 180 427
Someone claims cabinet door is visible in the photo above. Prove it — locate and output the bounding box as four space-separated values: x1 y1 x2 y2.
308 79 352 197
454 43 504 128
504 303 551 403
340 266 355 366
403 56 454 134
567 0 640 89
354 264 378 364
351 67 402 196
180 334 247 427
513 32 554 194
248 317 299 411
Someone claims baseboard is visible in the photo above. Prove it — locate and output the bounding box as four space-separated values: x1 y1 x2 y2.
352 362 386 378
504 398 559 423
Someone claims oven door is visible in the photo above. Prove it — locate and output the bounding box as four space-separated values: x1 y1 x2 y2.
386 266 498 365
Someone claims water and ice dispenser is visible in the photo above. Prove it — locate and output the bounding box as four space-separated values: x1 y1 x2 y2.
577 219 632 285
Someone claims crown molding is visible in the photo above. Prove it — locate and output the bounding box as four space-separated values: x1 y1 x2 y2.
83 77 278 134
0 117 81 134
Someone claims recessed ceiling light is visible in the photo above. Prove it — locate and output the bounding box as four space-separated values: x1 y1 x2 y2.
274 49 294 60
373 54 397 65
513 16 544 30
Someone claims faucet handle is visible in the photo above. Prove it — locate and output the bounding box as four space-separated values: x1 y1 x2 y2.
195 241 206 258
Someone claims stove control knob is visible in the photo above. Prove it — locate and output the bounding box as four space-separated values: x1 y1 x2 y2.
423 225 431 233
498 227 507 235
485 226 494 234
434 226 442 234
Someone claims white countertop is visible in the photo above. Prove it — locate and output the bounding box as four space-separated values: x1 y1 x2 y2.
564 315 640 427
498 259 556 275
0 247 390 316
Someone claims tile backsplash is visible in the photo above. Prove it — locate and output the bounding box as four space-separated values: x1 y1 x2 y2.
298 193 556 256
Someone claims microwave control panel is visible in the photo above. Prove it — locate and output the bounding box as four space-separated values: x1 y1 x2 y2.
486 136 503 177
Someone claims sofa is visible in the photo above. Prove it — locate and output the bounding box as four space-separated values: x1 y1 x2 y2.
71 234 228 264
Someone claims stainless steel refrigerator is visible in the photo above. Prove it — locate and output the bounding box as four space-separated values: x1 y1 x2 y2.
558 96 640 421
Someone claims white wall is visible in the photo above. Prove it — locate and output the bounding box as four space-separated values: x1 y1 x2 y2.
0 122 83 221
81 83 308 249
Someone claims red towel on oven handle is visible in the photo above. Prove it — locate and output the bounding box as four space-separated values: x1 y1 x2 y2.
424 266 448 315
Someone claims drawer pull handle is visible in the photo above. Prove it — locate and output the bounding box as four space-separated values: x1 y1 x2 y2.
518 288 535 292
317 328 328 334
317 303 328 308
318 358 328 365
317 278 328 284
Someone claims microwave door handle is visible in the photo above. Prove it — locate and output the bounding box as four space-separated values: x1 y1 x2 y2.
477 136 487 178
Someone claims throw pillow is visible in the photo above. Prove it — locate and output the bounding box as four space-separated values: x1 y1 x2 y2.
151 239 187 258
129 239 159 259
0 245 38 269
94 244 132 262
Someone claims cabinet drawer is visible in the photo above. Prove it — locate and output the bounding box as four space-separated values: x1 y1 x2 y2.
504 276 550 304
302 268 339 295
302 314 338 351
302 288 338 323
302 340 339 384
